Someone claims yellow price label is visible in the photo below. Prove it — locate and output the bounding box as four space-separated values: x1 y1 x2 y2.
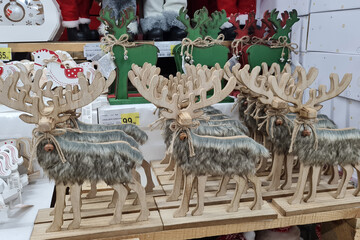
121 112 140 125
170 45 176 56
0 48 11 61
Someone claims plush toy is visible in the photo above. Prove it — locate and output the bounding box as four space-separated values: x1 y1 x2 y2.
56 0 99 41
140 0 187 40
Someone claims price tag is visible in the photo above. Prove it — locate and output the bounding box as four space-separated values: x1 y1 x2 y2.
0 48 11 61
121 112 140 125
170 45 176 56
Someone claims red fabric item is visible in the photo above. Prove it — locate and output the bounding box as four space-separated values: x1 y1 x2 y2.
79 0 93 19
216 233 246 240
187 0 217 18
217 0 256 16
56 0 93 21
269 227 292 233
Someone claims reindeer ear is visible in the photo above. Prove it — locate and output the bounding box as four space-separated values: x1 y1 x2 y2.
19 114 37 124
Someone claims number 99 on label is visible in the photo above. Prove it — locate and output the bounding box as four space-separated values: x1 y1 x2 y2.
120 112 140 125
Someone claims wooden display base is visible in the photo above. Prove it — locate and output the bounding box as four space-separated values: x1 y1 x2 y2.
273 189 360 216
31 211 162 240
160 202 277 230
30 160 360 240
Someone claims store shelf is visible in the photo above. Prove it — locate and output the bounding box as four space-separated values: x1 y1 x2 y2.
30 160 360 240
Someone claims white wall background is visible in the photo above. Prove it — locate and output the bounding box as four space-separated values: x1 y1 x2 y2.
258 0 360 129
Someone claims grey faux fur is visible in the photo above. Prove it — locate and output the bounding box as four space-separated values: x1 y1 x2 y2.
102 0 136 20
173 131 269 176
163 11 186 30
140 14 168 33
76 119 148 145
293 127 360 166
263 113 338 154
37 138 143 185
60 130 140 149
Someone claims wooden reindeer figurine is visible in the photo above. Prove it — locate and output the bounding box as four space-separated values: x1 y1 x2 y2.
0 68 149 232
129 63 268 217
270 71 359 204
244 9 299 70
98 7 159 104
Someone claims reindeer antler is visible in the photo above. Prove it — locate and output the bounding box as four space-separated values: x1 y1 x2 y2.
0 67 115 131
306 73 352 110
269 9 299 40
270 70 351 113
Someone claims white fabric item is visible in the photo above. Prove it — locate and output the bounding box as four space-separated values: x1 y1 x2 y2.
79 18 91 24
143 0 187 18
62 20 79 28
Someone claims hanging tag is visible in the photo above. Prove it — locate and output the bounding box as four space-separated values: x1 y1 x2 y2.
98 53 117 79
226 55 240 72
90 51 106 62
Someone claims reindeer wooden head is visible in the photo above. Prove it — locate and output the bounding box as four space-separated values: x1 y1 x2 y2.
269 9 299 41
99 7 136 39
128 63 236 126
0 65 115 132
270 71 352 120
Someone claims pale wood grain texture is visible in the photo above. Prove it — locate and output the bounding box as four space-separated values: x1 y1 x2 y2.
273 189 360 216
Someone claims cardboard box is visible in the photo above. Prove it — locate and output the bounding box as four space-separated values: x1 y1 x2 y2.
300 52 360 101
307 9 360 55
311 0 360 13
258 0 311 17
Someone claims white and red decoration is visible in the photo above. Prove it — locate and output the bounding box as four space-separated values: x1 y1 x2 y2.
32 49 98 87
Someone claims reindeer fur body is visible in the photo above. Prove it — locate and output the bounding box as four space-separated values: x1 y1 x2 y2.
173 131 269 176
293 127 360 166
37 138 142 185
75 120 148 145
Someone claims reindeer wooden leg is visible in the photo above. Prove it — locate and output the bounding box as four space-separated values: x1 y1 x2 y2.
248 174 263 210
47 183 67 232
190 177 197 200
131 169 142 206
227 175 246 212
288 163 310 205
167 165 183 202
165 155 176 172
335 165 353 199
169 171 176 180
142 160 155 192
86 181 97 199
109 183 128 225
160 150 171 164
352 164 360 196
173 174 194 218
304 165 321 203
265 151 276 181
281 154 294 190
215 175 230 197
256 157 268 173
68 183 82 230
127 176 150 221
328 165 340 185
108 190 118 208
267 152 285 191
192 175 207 216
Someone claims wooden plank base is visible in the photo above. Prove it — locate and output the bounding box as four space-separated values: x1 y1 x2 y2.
272 189 360 216
159 201 277 230
31 211 162 240
35 195 158 224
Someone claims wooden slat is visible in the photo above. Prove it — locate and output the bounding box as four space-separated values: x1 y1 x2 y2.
159 201 277 230
98 207 360 240
272 189 360 216
8 41 154 53
31 211 163 240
